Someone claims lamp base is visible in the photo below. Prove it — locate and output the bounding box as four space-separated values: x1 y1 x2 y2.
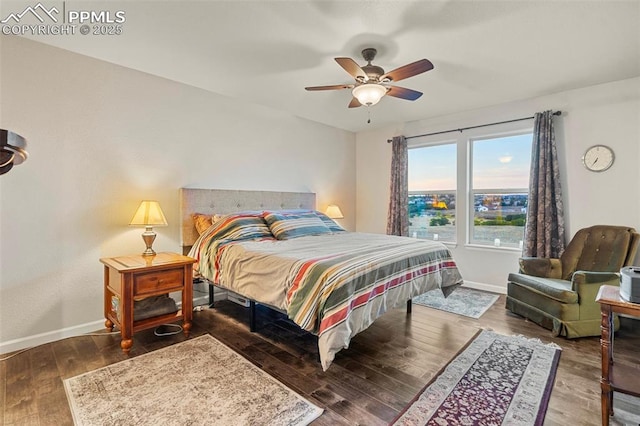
141 227 157 256
141 247 157 256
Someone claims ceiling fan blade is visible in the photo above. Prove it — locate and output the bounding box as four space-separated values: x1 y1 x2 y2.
305 84 354 91
387 85 423 101
380 59 434 82
348 97 362 108
335 57 367 80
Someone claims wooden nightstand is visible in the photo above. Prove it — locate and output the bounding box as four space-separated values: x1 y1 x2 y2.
596 285 640 425
100 252 196 354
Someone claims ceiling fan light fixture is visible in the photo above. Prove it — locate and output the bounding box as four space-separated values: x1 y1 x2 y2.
352 83 387 106
306 49 432 109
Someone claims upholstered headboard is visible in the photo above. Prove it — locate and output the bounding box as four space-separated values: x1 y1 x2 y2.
179 188 316 249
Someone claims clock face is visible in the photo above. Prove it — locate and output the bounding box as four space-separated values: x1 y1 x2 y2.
582 145 614 172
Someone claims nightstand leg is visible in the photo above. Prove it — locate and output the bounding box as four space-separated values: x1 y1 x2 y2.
105 319 114 331
183 264 193 338
601 307 612 426
121 338 133 354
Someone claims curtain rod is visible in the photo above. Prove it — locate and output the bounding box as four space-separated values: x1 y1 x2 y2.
386 110 562 143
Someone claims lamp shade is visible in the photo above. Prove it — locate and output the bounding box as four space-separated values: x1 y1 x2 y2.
352 83 387 106
325 204 344 219
129 200 168 226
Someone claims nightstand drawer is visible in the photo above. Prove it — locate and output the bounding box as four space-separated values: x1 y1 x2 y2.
134 269 184 296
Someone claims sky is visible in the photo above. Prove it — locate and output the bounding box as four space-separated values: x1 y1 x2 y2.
408 133 532 191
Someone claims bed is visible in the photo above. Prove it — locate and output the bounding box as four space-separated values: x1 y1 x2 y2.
180 188 463 370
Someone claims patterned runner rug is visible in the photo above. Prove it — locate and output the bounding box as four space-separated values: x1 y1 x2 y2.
413 286 499 318
64 335 323 425
392 329 561 426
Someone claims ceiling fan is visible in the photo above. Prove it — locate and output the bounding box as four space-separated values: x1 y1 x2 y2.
305 48 434 108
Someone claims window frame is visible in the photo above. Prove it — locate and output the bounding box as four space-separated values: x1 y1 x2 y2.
466 130 533 250
407 123 533 251
407 140 458 244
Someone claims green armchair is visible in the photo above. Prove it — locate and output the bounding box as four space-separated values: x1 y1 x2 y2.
506 225 640 338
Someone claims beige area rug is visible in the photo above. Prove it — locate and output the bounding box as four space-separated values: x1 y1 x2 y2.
64 335 323 425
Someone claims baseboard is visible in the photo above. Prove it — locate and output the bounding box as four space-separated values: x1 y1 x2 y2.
462 280 507 295
213 288 228 300
1 287 227 355
4 281 496 355
0 319 105 355
192 294 209 307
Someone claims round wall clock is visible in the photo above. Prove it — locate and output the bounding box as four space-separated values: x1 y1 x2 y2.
582 145 614 172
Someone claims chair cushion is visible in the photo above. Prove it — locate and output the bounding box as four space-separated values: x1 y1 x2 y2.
507 273 578 304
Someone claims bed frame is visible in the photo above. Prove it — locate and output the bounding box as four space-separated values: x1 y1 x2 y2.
179 188 412 334
179 188 318 330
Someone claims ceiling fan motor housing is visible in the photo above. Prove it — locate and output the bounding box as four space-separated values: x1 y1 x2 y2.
362 65 384 81
361 48 377 62
361 48 384 81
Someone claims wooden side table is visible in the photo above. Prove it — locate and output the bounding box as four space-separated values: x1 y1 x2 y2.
596 285 640 426
100 252 196 354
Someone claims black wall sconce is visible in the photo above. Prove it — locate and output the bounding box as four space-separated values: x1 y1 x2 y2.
0 129 28 175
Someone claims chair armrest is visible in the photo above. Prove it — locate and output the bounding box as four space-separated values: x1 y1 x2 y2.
571 271 620 303
519 257 562 278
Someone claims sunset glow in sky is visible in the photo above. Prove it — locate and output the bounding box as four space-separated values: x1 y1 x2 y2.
409 133 532 191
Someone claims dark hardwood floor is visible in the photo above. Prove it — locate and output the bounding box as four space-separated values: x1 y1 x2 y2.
2 294 640 425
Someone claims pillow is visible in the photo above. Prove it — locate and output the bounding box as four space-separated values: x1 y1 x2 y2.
265 209 346 232
314 211 346 232
192 213 213 235
209 210 267 224
204 213 274 242
263 212 332 240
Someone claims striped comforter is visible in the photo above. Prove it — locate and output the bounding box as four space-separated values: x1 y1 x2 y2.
192 232 463 370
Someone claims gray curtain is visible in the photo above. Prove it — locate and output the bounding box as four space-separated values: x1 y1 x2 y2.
387 136 409 236
523 110 566 258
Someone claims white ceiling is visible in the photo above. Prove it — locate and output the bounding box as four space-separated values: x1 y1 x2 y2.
9 0 640 132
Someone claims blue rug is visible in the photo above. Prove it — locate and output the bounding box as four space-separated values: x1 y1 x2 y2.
413 287 499 319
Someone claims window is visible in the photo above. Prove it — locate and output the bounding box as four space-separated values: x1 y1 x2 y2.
407 125 532 250
408 143 456 242
469 133 532 248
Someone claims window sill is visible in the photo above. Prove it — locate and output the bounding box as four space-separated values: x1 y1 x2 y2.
464 243 522 253
440 241 457 248
418 239 457 248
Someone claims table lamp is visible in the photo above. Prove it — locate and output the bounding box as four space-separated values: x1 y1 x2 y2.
129 200 168 256
325 204 344 219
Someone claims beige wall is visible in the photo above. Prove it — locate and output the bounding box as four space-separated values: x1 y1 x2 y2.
2 35 638 352
0 37 356 352
356 77 640 292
